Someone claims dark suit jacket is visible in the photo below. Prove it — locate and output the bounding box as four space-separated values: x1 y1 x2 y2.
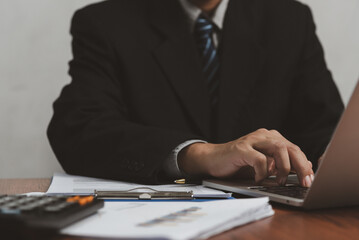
48 0 344 184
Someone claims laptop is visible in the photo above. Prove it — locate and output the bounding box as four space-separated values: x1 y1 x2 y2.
203 80 359 209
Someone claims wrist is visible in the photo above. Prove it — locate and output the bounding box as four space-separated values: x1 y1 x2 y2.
177 142 214 176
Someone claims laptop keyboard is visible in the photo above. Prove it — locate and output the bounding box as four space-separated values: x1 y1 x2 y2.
257 185 309 199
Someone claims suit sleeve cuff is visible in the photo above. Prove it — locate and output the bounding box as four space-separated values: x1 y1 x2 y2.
163 140 207 178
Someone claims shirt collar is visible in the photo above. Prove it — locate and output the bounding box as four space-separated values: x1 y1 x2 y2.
178 0 229 31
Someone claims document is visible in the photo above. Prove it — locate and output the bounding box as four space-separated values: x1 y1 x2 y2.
47 173 232 198
61 197 274 240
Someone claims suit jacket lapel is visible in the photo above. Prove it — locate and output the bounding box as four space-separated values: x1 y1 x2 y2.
148 0 211 138
216 0 266 141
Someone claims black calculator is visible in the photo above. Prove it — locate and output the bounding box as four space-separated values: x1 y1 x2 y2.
0 194 104 239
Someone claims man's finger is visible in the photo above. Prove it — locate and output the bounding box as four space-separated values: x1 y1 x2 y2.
245 149 268 183
267 156 277 176
287 145 314 187
253 140 291 185
267 130 314 186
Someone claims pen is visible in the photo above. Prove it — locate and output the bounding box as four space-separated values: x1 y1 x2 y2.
174 179 186 184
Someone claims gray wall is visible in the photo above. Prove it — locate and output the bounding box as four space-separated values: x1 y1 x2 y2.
1 0 358 178
0 0 101 178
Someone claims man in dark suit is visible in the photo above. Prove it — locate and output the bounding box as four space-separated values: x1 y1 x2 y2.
48 0 344 187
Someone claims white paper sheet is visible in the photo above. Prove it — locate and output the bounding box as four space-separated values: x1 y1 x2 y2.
61 198 274 240
47 173 231 198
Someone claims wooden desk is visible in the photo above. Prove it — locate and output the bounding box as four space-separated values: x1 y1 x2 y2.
1 179 359 240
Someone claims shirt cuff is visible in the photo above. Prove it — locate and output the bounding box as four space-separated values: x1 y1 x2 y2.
163 140 207 179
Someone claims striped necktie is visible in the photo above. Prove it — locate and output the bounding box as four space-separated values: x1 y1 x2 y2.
194 15 220 106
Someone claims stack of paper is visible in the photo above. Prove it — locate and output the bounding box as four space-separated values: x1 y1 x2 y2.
47 173 232 198
62 198 274 239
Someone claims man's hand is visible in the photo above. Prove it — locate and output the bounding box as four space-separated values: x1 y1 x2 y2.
178 128 314 187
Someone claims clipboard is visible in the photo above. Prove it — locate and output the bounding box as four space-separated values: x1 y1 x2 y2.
94 187 194 200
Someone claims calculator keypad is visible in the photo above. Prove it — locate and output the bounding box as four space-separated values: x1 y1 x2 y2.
0 195 72 215
0 194 104 239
